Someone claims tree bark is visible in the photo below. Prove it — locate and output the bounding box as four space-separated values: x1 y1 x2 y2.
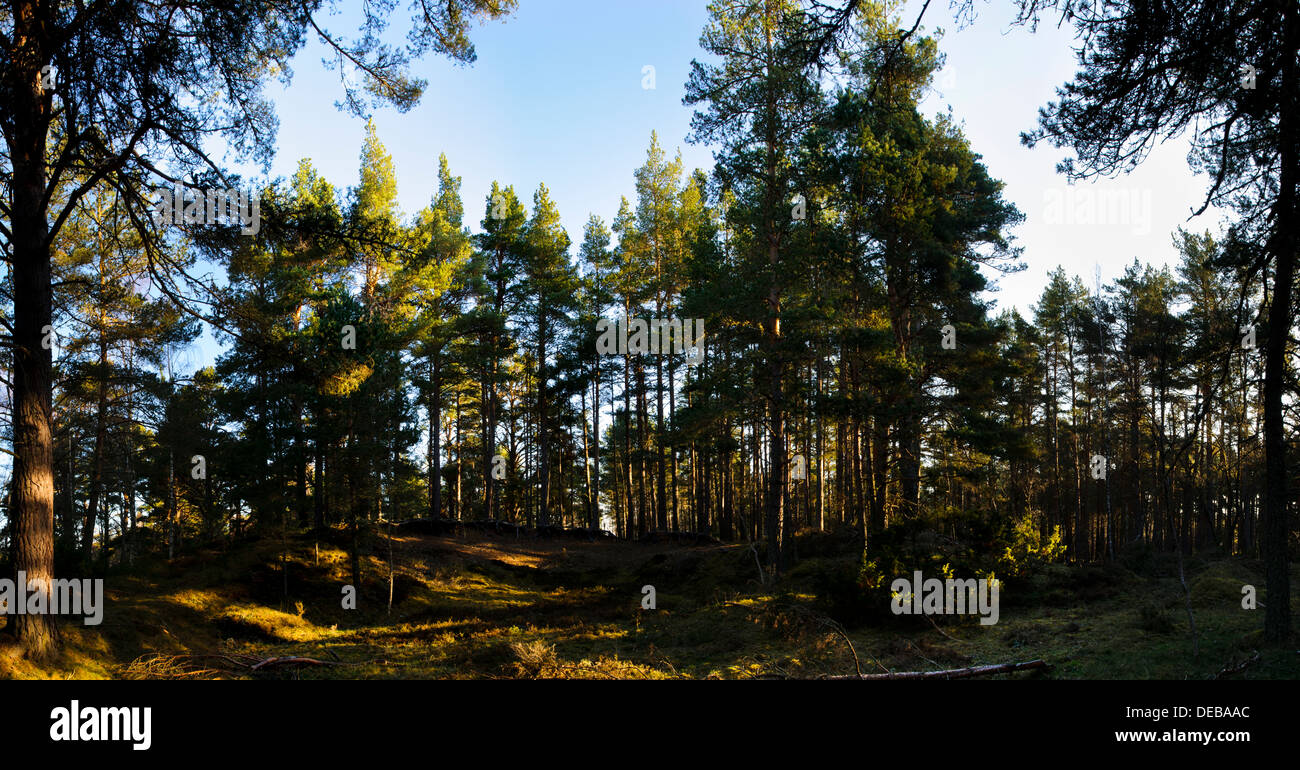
83 339 109 560
10 41 58 654
428 354 442 520
1262 0 1297 644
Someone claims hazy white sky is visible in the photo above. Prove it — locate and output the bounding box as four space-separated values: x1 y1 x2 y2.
910 0 1233 316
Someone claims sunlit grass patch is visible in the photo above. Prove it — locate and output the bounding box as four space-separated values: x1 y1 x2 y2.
5 529 1298 680
213 603 335 643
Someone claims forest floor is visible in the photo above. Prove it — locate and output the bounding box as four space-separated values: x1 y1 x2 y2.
2 526 1297 679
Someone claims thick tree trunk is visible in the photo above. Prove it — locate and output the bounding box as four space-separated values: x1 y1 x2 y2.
11 109 58 657
765 268 786 570
1262 0 1297 643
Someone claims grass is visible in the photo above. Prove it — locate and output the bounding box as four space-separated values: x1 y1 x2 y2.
2 526 1297 680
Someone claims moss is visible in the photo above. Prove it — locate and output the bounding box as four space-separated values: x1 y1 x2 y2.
1187 561 1257 609
3 529 1298 680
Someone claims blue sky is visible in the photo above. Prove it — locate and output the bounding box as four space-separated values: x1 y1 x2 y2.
183 0 1234 374
255 0 716 244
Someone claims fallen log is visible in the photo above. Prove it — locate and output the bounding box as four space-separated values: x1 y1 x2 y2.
1213 651 1261 680
249 656 350 671
824 659 1047 680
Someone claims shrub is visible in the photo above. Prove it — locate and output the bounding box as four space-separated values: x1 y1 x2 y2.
1136 604 1176 634
998 515 1067 577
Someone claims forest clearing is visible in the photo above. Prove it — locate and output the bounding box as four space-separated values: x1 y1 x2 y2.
4 523 1294 680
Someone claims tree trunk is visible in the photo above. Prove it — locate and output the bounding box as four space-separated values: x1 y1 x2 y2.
536 319 551 529
592 367 601 531
580 385 594 529
655 329 667 531
83 340 109 560
622 311 634 536
313 434 325 530
10 42 58 654
428 354 442 520
1262 0 1297 643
